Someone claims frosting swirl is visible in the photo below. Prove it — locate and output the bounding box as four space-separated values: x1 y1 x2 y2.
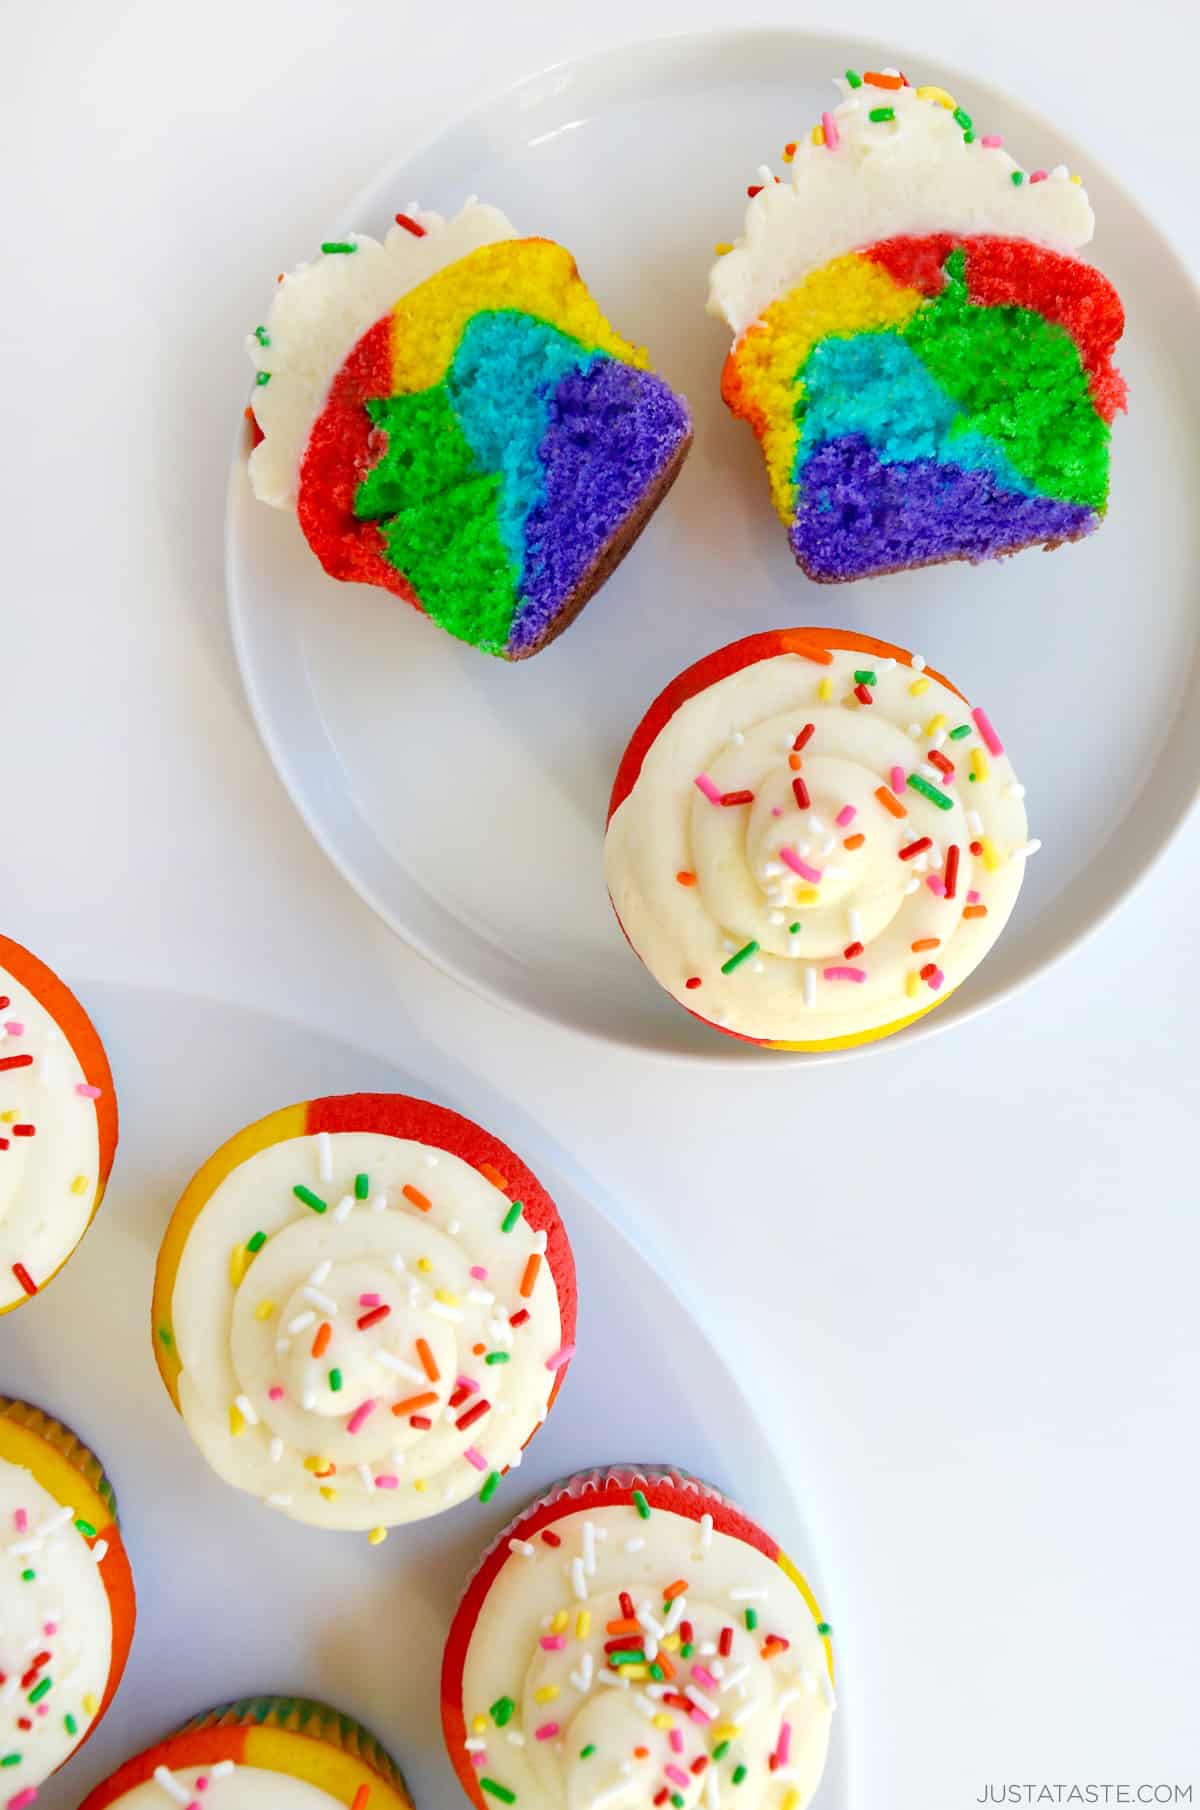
108 1765 335 1809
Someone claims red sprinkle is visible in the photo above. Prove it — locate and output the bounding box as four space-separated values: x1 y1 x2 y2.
843 941 864 960
898 836 932 861
747 184 764 197
793 724 815 751
654 1792 670 1806
620 1592 636 1620
920 963 938 981
509 1309 530 1328
720 790 755 807
792 776 811 810
854 682 874 705
394 212 426 236
449 1385 472 1411
0 1055 33 1073
541 1529 562 1547
929 749 955 778
719 1626 734 1656
691 1758 710 1775
11 1264 37 1298
944 844 960 900
455 1397 491 1432
685 977 702 990
679 1620 694 1645
356 1304 391 1331
970 840 984 856
11 1125 35 1138
409 1415 432 1430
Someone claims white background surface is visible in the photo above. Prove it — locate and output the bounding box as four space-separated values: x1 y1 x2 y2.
5 3 1199 1808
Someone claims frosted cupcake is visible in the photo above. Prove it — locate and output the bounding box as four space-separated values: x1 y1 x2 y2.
152 1092 577 1534
0 1396 137 1797
710 70 1126 580
441 1465 835 1810
247 203 692 657
0 935 118 1311
78 1695 414 1810
605 628 1036 1051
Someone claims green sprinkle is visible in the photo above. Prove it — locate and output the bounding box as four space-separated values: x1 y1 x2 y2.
0 1754 21 1766
868 106 895 123
354 1172 369 1200
246 1230 267 1253
733 1765 748 1785
28 1678 51 1704
672 1797 686 1809
20 1569 34 1582
845 68 862 87
817 1620 832 1635
721 940 759 976
157 1324 174 1348
293 1184 327 1214
680 1642 694 1659
744 1607 758 1631
853 669 877 686
907 773 953 810
500 1200 523 1233
953 107 972 129
649 1662 665 1681
480 1782 516 1805
788 921 801 935
490 1696 516 1727
1011 170 1025 185
329 1368 343 1392
255 370 271 385
64 1713 77 1735
712 1740 731 1761
580 1744 596 1759
74 1518 97 1538
949 723 972 740
632 1489 651 1520
480 1471 501 1503
610 1649 646 1666
484 1351 510 1365
963 131 976 144
320 240 357 254
968 772 977 782
254 325 270 346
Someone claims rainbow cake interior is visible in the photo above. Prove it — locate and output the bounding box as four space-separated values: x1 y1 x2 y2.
298 238 691 657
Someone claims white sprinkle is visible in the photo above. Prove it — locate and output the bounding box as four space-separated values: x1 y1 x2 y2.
316 1130 333 1183
275 1338 291 1356
879 657 896 672
1011 838 1042 861
90 1539 108 1563
700 1512 714 1547
848 909 862 942
1005 782 1027 800
425 1150 439 1168
763 860 783 878
700 1640 717 1657
211 1763 235 1780
467 1288 495 1306
267 1493 293 1508
583 1519 597 1575
358 1463 374 1492
721 1664 751 1696
533 1228 548 1254
373 1351 425 1382
1050 163 1069 179
391 1252 407 1273
447 1218 461 1235
823 865 845 882
390 1451 406 1469
644 1635 659 1662
803 968 817 1008
732 730 745 746
807 814 828 835
903 877 920 895
570 1555 588 1600
908 723 922 738
917 764 939 783
371 1193 388 1214
685 1683 718 1716
287 1311 316 1335
730 1585 768 1601
637 1602 665 1640
301 1287 338 1315
506 1731 526 1747
930 728 947 750
663 1595 687 1634
309 1260 332 1286
332 1194 356 1224
751 961 764 974
912 653 926 671
429 1300 464 1323
508 1538 536 1558
966 809 983 835
302 1390 318 1411
269 1437 284 1464
624 1535 645 1553
234 1394 259 1427
820 835 836 857
596 1669 630 1689
154 1765 191 1804
768 911 785 926
464 1738 487 1753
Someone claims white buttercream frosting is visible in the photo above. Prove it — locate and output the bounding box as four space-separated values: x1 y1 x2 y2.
0 1454 112 1789
0 961 102 1309
708 73 1094 336
168 1130 565 1529
109 1763 339 1809
246 201 517 508
605 643 1032 1046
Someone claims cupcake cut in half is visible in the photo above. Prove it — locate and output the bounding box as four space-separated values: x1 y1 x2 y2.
78 1695 415 1810
247 204 693 657
710 70 1126 581
0 935 118 1313
441 1465 835 1810
0 1396 137 1797
605 628 1036 1051
152 1092 577 1533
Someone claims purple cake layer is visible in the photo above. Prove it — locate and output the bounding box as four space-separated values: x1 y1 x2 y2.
508 360 691 653
791 434 1098 580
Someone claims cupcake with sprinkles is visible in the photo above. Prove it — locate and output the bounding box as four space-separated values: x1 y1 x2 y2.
710 69 1126 580
78 1694 414 1810
0 935 118 1313
605 627 1036 1051
247 202 692 658
0 1396 137 1799
441 1465 835 1810
152 1092 577 1534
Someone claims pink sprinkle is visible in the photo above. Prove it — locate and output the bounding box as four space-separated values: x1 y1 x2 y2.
540 1634 566 1650
665 1767 691 1789
823 965 866 982
186 1803 200 1810
890 765 905 795
35 1705 48 1718
835 805 856 827
463 1447 488 1471
669 1729 684 1755
967 888 981 904
821 109 839 150
777 1722 793 1765
545 1344 575 1372
346 1399 377 1436
780 847 822 884
9 1789 39 1808
694 773 723 805
75 1083 102 1099
4 1022 24 1037
1029 169 1048 182
42 1622 56 1637
691 1665 718 1689
981 134 1004 148
375 1474 400 1489
197 1782 210 1794
690 1708 710 1726
469 1265 489 1281
771 806 783 818
971 707 1004 756
471 1754 486 1771
456 1375 480 1395
268 1385 284 1402
928 968 945 991
535 1723 560 1742
14 1509 26 1533
926 875 947 897
358 1293 381 1307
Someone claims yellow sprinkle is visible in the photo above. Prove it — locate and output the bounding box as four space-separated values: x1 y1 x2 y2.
980 836 1001 872
810 123 824 145
795 886 820 905
713 241 734 255
660 1633 681 1652
817 677 833 701
229 1244 251 1288
652 1714 675 1731
782 1791 802 1810
319 1486 337 1501
417 1257 433 1273
82 1694 99 1717
550 1609 570 1634
713 1724 741 1743
255 1298 276 1321
908 676 930 696
303 1456 328 1474
368 1526 388 1545
534 1685 560 1704
619 1664 650 1680
971 747 990 783
229 1403 246 1438
925 714 947 736
916 84 957 109
906 971 921 999
434 1288 459 1306
413 1478 427 1493
0 1111 16 1124
70 1174 90 1195
1070 173 1082 184
575 1610 591 1640
472 1716 489 1735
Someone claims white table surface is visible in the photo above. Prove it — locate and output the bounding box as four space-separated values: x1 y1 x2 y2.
8 3 1199 1807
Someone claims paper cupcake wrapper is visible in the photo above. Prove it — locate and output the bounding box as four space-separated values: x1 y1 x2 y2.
0 1394 121 1523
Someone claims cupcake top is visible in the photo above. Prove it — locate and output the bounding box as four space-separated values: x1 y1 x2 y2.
98 1766 346 1807
443 1468 834 1810
0 938 115 1310
708 69 1094 336
154 1096 576 1531
605 630 1035 1049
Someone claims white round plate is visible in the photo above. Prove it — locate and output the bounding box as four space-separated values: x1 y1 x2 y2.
23 985 847 1808
227 29 1200 1062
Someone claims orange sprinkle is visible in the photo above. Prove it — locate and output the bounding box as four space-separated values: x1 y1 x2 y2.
479 1162 509 1190
243 405 254 421
472 1342 486 1356
391 1390 438 1417
634 1747 650 1760
788 754 804 771
843 833 865 850
520 1253 542 1299
402 1184 431 1212
875 786 907 819
911 937 941 952
676 870 698 887
761 1637 788 1659
656 1651 676 1680
663 1579 689 1601
963 904 989 919
352 1787 372 1810
607 1618 643 1636
779 632 833 664
781 140 797 162
311 1321 332 1359
416 1338 440 1382
864 69 904 88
